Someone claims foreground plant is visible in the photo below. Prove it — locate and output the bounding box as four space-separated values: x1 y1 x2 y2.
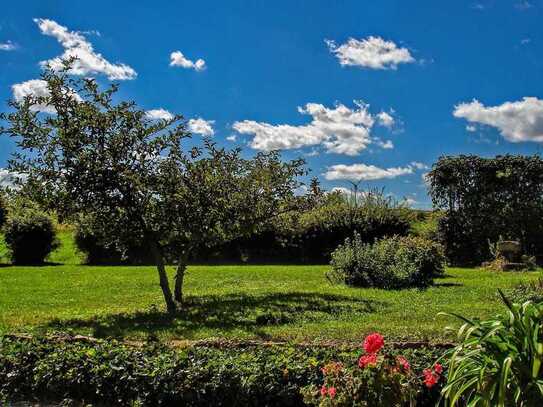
303 333 443 406
440 291 543 406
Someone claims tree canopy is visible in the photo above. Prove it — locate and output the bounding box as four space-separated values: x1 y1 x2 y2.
427 154 543 265
0 64 306 312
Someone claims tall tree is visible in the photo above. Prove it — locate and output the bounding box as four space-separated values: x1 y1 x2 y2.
1 65 306 312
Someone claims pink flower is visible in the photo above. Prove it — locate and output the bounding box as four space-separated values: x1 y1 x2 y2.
397 356 410 372
423 368 438 388
358 353 378 368
363 333 384 354
320 385 328 397
328 387 336 398
433 363 443 374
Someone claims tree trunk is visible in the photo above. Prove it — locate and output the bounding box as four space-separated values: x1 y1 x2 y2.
150 241 177 314
174 252 189 305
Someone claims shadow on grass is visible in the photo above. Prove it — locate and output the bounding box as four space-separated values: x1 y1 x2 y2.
44 292 387 340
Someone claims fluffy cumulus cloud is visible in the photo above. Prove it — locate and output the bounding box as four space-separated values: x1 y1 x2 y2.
170 51 206 71
12 79 54 113
12 78 82 114
377 111 395 128
34 18 136 80
0 41 17 51
145 108 174 121
233 101 396 156
326 36 415 70
324 163 415 181
188 118 215 136
453 97 543 142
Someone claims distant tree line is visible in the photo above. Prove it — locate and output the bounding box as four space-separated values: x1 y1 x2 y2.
427 154 543 265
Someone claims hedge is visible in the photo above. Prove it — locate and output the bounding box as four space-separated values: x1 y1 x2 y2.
0 336 445 406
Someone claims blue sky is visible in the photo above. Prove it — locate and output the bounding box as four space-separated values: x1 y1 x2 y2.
2 0 543 208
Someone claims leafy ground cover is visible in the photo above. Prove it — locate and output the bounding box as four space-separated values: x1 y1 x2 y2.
0 262 538 342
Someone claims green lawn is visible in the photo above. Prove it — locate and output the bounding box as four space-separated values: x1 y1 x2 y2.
0 262 539 343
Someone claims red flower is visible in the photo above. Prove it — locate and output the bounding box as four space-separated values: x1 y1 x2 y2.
328 387 336 398
358 353 378 368
423 368 438 388
433 363 443 374
363 333 384 354
397 356 410 372
320 385 328 397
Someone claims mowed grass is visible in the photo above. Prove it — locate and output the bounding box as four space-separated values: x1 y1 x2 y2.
0 262 539 342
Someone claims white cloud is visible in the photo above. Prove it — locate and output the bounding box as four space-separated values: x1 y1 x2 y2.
326 36 415 70
12 79 56 114
453 97 543 143
324 163 415 181
233 100 396 156
377 111 395 128
145 108 174 121
188 118 215 136
34 18 136 80
0 169 26 189
170 51 206 71
0 41 17 51
374 139 394 149
466 124 477 132
410 161 429 170
226 135 237 142
12 78 81 114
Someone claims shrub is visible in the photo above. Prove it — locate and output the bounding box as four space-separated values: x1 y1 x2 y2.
74 217 154 265
4 206 58 264
0 335 445 406
328 235 445 289
440 292 543 406
302 333 444 406
213 190 411 264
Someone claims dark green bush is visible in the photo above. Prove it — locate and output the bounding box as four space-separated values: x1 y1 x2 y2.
208 191 411 264
0 194 6 229
0 336 444 406
328 235 445 289
74 217 154 265
428 155 543 265
4 207 59 264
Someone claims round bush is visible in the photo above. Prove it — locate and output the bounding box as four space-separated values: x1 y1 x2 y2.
328 234 445 289
4 209 59 264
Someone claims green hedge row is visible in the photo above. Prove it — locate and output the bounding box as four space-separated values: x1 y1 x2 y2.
75 198 412 265
0 336 445 406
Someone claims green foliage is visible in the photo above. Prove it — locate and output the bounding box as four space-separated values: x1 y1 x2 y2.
440 292 543 406
0 194 6 229
3 202 58 265
328 235 445 289
0 336 443 406
428 155 543 265
74 215 154 265
0 63 305 312
410 210 442 242
302 333 443 406
503 277 543 305
215 188 411 264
